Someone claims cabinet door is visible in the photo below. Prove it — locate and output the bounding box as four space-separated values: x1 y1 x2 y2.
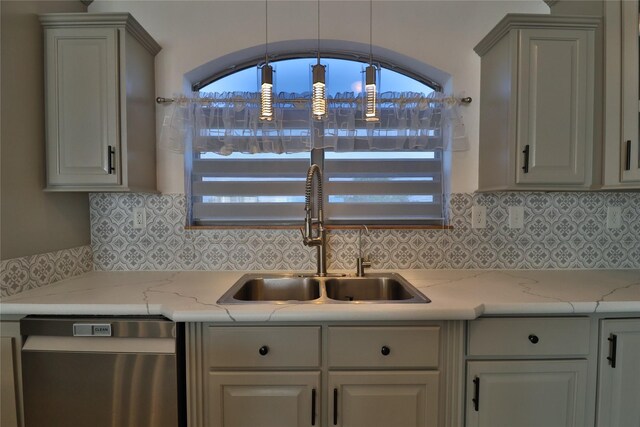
208 371 320 427
620 0 640 182
466 360 588 427
329 371 439 427
597 319 640 427
0 337 19 427
516 29 592 185
1 322 22 427
45 27 120 187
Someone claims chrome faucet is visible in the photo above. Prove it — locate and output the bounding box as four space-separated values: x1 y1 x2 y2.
356 224 371 276
302 164 327 276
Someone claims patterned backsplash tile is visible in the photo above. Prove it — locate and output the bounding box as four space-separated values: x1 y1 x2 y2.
0 245 93 297
89 192 640 271
3 192 634 297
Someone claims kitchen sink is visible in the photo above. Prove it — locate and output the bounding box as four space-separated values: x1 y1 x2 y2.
324 277 418 302
217 273 430 304
230 277 321 302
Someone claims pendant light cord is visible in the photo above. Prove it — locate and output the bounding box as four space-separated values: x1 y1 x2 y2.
369 0 373 65
317 0 320 64
265 0 268 64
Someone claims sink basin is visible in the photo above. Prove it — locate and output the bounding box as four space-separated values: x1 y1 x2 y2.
217 273 429 304
226 276 321 302
324 276 423 302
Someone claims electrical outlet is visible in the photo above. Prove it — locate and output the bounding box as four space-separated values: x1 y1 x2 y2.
508 206 524 229
133 207 146 229
606 206 622 229
471 205 487 229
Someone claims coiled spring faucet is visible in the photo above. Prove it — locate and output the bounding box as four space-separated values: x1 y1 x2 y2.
302 164 327 276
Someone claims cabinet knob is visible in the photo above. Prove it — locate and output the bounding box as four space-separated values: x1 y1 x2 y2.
259 345 269 356
381 346 391 356
528 334 539 344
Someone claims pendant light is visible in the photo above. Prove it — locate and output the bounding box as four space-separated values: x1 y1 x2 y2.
311 0 327 120
364 0 379 122
259 0 274 121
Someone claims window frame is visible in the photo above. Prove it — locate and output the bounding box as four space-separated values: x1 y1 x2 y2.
187 54 448 228
191 51 442 93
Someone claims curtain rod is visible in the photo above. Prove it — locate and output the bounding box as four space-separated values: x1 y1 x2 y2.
156 96 472 105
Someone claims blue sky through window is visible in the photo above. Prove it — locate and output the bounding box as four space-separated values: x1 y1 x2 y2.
200 57 434 95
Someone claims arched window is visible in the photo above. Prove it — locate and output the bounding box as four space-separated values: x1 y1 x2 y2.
189 56 446 226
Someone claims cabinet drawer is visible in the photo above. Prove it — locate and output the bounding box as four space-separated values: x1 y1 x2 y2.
468 317 590 357
328 326 439 369
206 326 320 368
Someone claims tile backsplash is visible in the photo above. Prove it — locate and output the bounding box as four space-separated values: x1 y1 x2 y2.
90 192 640 271
0 245 93 297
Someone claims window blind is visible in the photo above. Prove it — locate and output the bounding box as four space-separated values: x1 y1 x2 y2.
191 154 310 225
324 151 443 224
190 150 443 226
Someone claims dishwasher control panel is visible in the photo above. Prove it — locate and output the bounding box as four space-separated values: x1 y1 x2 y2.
73 323 112 336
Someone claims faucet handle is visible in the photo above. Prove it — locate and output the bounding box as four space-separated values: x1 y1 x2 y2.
356 257 372 277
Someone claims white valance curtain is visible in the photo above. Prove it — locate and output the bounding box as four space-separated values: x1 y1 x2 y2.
159 91 469 155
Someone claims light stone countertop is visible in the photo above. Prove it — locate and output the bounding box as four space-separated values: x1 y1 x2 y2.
1 269 639 322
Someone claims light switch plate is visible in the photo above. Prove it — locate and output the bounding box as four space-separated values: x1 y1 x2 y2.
606 206 622 229
471 205 487 229
508 206 524 229
133 207 146 229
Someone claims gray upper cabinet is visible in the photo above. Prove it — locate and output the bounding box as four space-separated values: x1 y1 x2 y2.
603 0 640 188
40 13 161 192
474 15 599 191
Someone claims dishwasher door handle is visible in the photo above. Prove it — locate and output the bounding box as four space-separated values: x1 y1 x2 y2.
22 336 176 354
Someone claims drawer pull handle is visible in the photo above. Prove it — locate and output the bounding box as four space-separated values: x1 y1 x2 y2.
381 346 391 356
522 144 530 173
607 334 617 368
258 345 269 356
528 334 539 344
311 388 316 425
472 377 480 411
333 388 338 425
107 145 116 174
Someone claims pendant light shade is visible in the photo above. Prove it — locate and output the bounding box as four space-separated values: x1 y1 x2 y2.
311 0 327 120
364 64 378 121
312 62 327 119
260 64 274 121
364 0 379 122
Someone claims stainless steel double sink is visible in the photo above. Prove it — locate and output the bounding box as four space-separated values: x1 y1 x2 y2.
217 273 430 304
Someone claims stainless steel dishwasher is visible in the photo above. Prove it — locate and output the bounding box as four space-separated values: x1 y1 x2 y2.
20 316 186 427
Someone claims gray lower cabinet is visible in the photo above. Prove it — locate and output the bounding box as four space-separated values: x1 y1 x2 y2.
327 326 441 427
208 371 320 427
474 15 598 191
466 360 588 427
190 323 446 427
0 321 23 427
329 371 439 427
465 317 591 427
40 13 160 192
596 318 640 427
202 325 321 427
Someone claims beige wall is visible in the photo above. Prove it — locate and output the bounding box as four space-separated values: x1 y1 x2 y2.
1 1 90 260
89 0 550 194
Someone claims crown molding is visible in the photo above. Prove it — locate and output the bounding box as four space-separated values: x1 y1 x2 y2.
474 13 601 56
